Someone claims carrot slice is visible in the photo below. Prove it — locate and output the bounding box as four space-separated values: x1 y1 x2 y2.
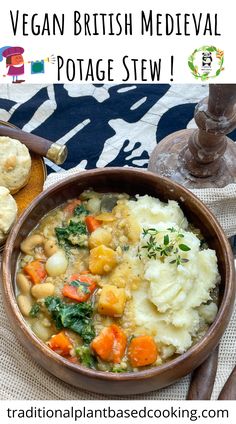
112 324 127 363
91 324 127 363
62 274 97 302
128 335 158 367
23 260 47 285
64 199 81 215
85 216 101 233
48 331 72 356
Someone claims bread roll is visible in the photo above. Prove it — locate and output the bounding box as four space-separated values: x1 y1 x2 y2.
0 186 17 243
0 136 31 194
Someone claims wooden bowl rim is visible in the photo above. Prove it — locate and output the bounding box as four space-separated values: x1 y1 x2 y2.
2 167 235 382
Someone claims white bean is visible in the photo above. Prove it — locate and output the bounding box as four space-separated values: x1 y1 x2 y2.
20 234 45 255
17 295 32 317
32 321 52 341
31 283 55 299
42 318 52 328
16 273 32 295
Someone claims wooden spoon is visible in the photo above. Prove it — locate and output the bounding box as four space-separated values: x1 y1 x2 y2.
187 346 219 400
0 123 67 165
218 366 236 400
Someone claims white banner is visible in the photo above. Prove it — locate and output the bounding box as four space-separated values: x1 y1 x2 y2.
0 400 235 424
0 0 235 83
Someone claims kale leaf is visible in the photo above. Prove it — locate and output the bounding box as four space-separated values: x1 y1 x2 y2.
29 303 40 318
75 345 97 369
111 365 127 373
44 296 64 329
45 296 95 343
55 220 88 248
74 204 89 217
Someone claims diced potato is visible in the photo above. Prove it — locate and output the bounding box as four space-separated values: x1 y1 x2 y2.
89 245 117 275
87 197 101 214
88 227 112 249
98 284 126 317
110 262 141 289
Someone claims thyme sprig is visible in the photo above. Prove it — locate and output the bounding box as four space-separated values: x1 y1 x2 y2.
139 227 191 265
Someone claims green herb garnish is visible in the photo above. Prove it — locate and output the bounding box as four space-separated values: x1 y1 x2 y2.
75 345 97 369
163 234 169 245
179 244 191 252
139 228 191 266
44 296 95 343
29 304 40 318
142 228 158 236
122 245 130 252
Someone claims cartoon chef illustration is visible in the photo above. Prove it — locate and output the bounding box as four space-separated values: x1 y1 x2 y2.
1 46 25 83
0 45 55 83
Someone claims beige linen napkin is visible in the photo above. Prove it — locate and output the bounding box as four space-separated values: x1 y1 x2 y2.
0 166 235 400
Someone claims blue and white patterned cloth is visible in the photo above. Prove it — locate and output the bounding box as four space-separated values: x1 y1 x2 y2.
1 84 235 174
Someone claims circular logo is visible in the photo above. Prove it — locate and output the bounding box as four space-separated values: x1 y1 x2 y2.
188 46 224 81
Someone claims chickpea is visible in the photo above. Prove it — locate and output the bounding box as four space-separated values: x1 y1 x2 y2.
44 239 58 257
42 318 52 328
31 283 55 299
20 234 45 255
17 295 32 317
45 277 54 284
16 273 32 295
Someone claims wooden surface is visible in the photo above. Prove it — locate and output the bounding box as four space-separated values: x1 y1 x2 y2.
218 365 236 400
1 168 235 395
148 129 236 189
187 346 219 400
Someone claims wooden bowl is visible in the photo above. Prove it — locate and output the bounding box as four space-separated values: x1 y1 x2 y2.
1 168 235 395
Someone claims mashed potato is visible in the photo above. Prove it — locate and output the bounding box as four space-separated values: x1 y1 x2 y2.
126 195 220 356
128 195 188 229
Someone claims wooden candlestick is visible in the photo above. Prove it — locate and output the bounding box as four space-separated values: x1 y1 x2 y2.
148 84 236 188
